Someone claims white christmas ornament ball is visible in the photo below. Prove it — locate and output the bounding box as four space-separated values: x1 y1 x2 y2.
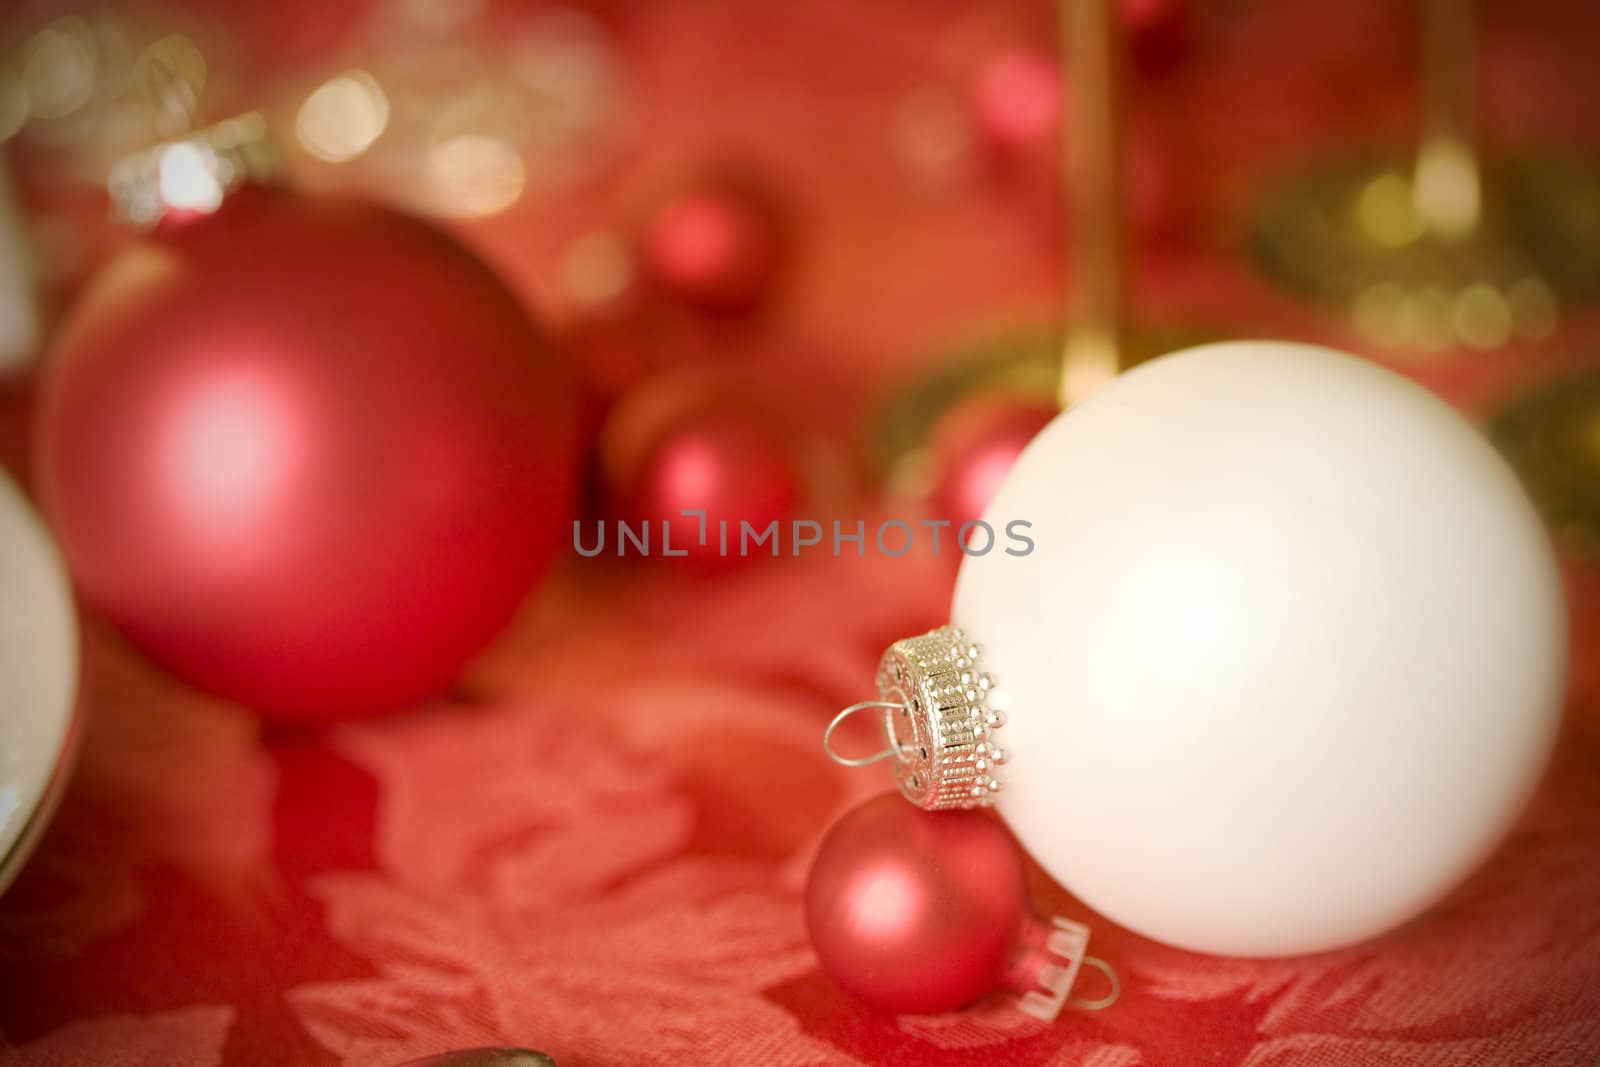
0 469 78 895
954 341 1565 957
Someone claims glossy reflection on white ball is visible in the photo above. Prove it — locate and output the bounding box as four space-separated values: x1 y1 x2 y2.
954 341 1565 957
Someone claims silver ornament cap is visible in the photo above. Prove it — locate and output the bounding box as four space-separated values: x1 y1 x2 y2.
877 626 1007 809
826 626 1007 810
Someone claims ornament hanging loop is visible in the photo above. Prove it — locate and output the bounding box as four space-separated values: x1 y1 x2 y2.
823 701 906 767
1067 956 1121 1011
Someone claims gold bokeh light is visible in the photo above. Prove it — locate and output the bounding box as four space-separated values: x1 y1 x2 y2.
133 34 207 136
296 70 390 164
426 133 525 217
21 16 97 122
1356 173 1425 249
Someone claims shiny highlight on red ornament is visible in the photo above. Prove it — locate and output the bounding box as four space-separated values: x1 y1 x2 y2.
974 50 1062 153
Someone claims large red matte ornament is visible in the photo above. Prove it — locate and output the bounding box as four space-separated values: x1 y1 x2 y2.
804 793 1113 1018
35 187 576 720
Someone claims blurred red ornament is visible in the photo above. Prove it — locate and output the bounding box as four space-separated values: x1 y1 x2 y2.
928 393 1056 529
35 186 576 721
1123 0 1191 75
973 50 1062 154
600 376 800 568
804 794 1113 1018
640 178 787 316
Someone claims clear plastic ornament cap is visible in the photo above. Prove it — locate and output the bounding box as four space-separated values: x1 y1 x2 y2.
1008 914 1121 1020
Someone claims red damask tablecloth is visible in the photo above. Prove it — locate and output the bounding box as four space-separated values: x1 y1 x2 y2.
2 530 1599 1067
3 2 1600 1064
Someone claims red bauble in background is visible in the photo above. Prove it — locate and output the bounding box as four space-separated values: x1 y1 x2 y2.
928 393 1056 531
805 793 1109 1017
639 176 788 317
35 186 576 721
599 375 800 569
973 50 1062 155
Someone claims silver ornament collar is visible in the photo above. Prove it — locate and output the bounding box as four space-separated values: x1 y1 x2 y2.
824 625 1007 810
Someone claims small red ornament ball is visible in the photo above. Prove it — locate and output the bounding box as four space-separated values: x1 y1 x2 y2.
35 186 576 720
805 794 1033 1015
974 50 1062 154
929 393 1057 530
640 179 787 316
601 377 799 568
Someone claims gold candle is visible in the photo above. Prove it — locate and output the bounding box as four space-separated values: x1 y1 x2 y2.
1412 0 1481 238
1059 0 1126 408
